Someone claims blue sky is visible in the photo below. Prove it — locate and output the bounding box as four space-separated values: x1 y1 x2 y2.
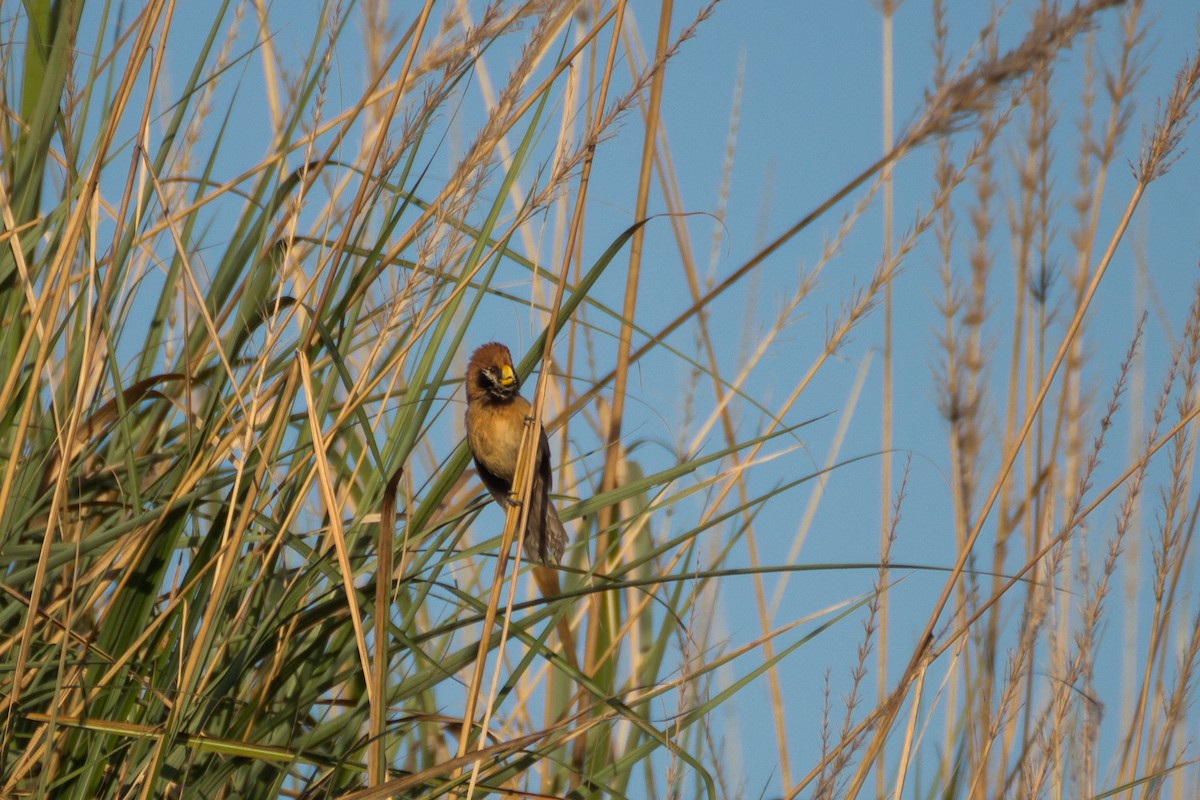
560 2 1200 793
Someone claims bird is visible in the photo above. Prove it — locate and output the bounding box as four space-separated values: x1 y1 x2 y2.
464 342 568 564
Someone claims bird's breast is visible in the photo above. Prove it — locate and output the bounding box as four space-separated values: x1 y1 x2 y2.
466 400 527 481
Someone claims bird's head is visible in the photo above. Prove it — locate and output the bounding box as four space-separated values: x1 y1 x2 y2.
466 342 520 402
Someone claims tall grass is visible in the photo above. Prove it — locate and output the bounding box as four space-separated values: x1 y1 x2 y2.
3 1 1200 798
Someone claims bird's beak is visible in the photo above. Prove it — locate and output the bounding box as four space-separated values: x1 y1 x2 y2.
499 365 516 387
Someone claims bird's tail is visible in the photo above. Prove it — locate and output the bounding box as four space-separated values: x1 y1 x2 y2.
530 504 568 565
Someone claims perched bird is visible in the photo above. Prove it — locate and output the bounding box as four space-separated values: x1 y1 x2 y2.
464 342 568 564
